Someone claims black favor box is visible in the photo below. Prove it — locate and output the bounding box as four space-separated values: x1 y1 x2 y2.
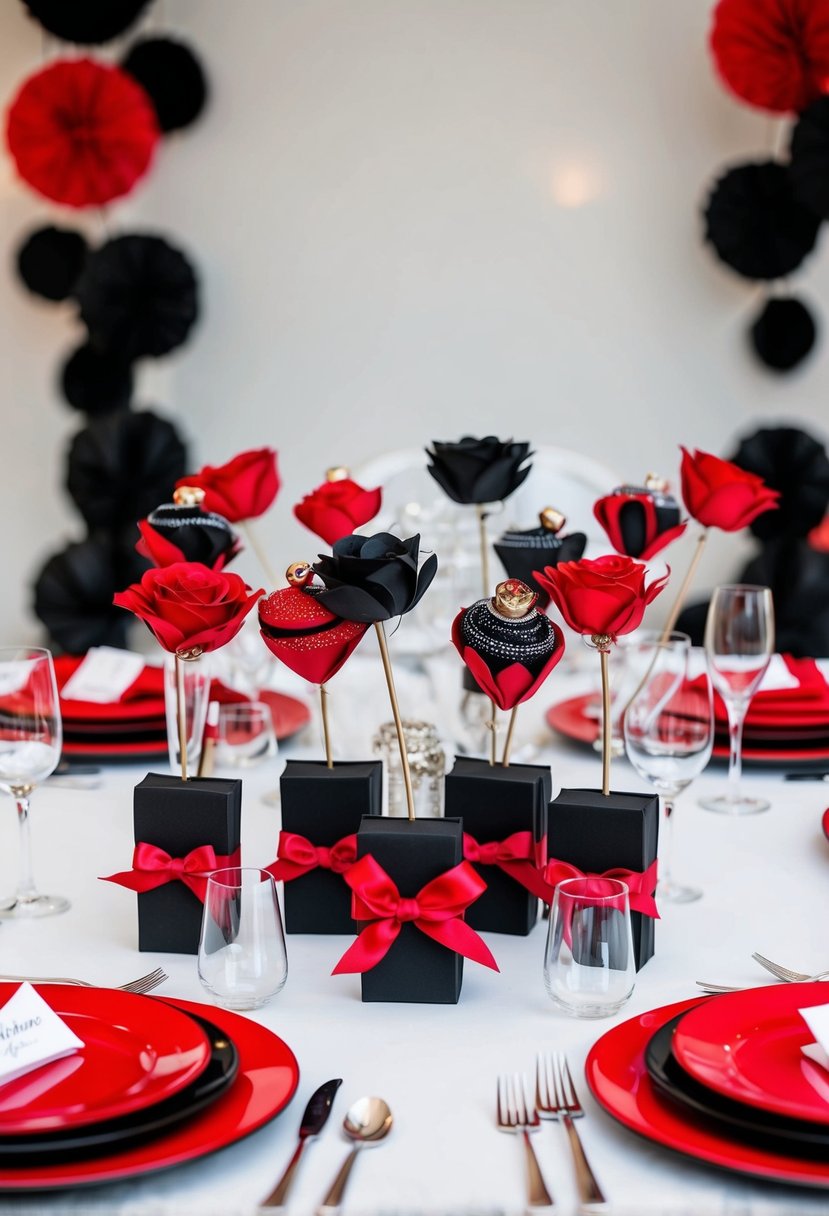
134 773 242 955
547 788 659 970
356 816 464 1004
280 760 382 934
444 756 550 935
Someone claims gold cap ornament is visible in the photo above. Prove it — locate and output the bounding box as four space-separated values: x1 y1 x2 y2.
539 507 566 533
326 466 350 483
172 485 206 507
492 578 537 619
644 472 669 493
286 561 313 587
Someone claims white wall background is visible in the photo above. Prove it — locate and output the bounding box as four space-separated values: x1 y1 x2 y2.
1 0 827 643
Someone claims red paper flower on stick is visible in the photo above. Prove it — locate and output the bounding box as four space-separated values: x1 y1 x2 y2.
535 555 667 643
259 570 369 685
177 448 279 524
6 59 158 208
294 474 382 545
709 0 829 114
680 447 779 532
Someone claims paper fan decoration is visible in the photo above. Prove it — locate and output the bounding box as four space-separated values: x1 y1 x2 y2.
75 234 199 360
730 425 829 540
33 534 140 654
790 97 829 220
121 38 208 133
21 0 152 45
749 296 818 372
709 0 829 114
16 225 88 301
60 343 134 416
5 59 158 209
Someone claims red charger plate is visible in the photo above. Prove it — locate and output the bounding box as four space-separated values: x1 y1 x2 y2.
0 986 210 1134
586 998 829 1188
672 983 829 1125
0 996 299 1191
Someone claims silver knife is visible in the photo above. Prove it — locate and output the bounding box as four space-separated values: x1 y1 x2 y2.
261 1078 342 1208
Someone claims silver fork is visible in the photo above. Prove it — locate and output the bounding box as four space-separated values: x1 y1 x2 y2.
752 953 829 983
536 1053 607 1212
497 1073 554 1209
0 967 167 994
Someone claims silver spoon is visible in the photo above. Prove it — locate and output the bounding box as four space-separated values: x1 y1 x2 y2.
316 1096 393 1214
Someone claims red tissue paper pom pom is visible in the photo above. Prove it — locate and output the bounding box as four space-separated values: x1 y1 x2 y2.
709 0 829 114
5 58 158 208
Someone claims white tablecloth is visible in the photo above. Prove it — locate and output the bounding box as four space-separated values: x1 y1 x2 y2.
1 650 828 1216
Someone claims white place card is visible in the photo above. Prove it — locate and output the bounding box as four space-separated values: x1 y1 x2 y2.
60 646 145 704
800 1003 829 1072
0 983 84 1086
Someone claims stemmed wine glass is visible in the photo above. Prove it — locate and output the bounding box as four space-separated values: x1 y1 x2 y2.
700 584 774 816
0 647 68 917
623 635 714 903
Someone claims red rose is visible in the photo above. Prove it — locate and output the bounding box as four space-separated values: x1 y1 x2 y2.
294 478 382 545
177 448 279 523
680 447 779 531
114 562 263 655
534 555 668 640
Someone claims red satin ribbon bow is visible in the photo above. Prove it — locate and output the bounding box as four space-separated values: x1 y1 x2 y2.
101 843 239 904
462 831 550 900
266 831 358 882
332 855 500 975
540 857 659 919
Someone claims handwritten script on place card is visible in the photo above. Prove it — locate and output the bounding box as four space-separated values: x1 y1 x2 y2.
60 647 145 704
0 983 84 1086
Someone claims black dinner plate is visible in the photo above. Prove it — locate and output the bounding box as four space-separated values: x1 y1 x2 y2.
645 1012 829 1157
0 1009 238 1162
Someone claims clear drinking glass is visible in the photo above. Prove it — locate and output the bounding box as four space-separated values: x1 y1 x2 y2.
543 877 635 1018
700 584 774 816
0 647 67 917
623 636 713 903
216 703 277 768
198 867 288 1010
164 654 211 776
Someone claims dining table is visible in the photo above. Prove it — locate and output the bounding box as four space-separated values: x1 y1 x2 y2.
0 645 828 1216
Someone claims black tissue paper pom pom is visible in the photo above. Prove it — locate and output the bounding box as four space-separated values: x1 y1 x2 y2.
60 342 134 416
789 97 829 220
740 540 829 658
703 161 821 281
16 225 88 302
66 408 188 531
75 233 199 361
121 37 207 132
730 425 829 541
749 296 818 372
32 534 144 654
21 0 151 45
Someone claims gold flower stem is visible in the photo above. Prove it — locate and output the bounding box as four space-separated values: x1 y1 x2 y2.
501 706 518 768
475 504 490 597
660 529 708 642
600 647 611 796
488 699 499 767
175 653 188 782
374 622 415 821
241 521 278 586
320 683 333 769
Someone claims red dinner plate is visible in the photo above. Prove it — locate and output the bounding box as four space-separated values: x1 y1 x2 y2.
0 996 299 1191
0 986 210 1135
260 690 311 741
586 998 829 1188
672 983 829 1124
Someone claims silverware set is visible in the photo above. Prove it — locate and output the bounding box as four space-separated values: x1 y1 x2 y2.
697 951 829 994
497 1053 607 1211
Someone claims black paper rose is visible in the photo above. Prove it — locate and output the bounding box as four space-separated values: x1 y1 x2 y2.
494 526 586 609
703 161 821 281
22 0 151 45
16 225 88 302
426 436 532 504
790 96 829 220
60 342 134 416
740 539 829 658
75 234 199 360
67 409 188 531
32 533 145 653
312 532 438 623
730 426 829 541
749 296 817 372
121 38 208 133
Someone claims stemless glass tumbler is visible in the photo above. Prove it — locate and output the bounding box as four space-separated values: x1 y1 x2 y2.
198 867 287 1010
700 584 774 816
543 877 635 1018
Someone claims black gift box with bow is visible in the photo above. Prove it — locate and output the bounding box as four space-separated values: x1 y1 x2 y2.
133 773 242 954
278 760 382 934
445 757 550 936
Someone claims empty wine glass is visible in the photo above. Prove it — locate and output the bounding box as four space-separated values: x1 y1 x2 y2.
198 867 288 1010
700 584 774 816
623 635 713 903
0 647 67 917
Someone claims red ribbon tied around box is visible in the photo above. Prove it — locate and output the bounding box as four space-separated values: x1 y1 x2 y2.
331 855 500 975
266 831 358 882
101 843 241 903
540 857 660 919
462 831 550 900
